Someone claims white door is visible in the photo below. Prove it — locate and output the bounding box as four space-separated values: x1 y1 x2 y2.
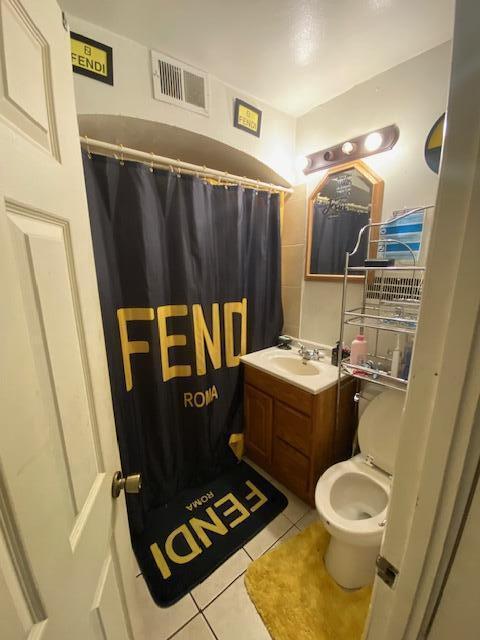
0 1 139 638
364 0 480 637
428 473 480 639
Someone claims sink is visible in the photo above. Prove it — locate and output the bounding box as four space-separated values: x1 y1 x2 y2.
268 355 322 376
240 345 340 394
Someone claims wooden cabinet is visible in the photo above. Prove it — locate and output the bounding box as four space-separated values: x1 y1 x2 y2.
244 365 356 505
244 384 273 467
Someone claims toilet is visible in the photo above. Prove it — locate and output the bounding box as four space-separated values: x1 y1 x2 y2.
315 389 404 589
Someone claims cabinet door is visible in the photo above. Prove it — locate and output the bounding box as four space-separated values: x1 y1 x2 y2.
244 384 273 467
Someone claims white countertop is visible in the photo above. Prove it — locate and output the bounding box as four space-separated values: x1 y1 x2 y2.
240 344 340 395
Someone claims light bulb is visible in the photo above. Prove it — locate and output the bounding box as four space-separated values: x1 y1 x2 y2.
364 132 383 152
342 141 355 155
296 155 309 172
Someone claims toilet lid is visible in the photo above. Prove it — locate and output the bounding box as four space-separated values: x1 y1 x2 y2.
358 389 405 475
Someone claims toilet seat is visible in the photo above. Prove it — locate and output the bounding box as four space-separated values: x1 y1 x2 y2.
315 455 391 546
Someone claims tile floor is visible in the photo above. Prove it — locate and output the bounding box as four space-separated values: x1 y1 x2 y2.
134 459 320 640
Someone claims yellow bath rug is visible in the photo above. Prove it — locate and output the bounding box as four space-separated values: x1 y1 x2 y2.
245 522 372 640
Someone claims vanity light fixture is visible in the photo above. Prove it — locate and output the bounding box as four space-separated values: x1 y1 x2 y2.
303 124 399 175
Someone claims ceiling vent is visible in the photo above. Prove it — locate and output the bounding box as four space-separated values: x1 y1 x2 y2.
151 51 209 116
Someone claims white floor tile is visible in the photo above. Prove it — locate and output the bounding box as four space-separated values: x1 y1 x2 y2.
245 458 310 524
132 575 198 640
191 548 251 610
296 508 320 531
204 575 271 640
243 513 291 560
171 614 216 640
270 524 300 551
280 487 311 524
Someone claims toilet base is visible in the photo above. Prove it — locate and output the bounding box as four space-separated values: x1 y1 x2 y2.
324 535 379 589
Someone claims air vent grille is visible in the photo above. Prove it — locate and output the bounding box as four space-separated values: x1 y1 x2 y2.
152 51 209 115
158 60 183 101
184 70 205 108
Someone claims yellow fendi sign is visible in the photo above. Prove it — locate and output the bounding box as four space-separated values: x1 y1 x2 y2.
234 99 262 137
70 32 113 85
117 299 247 390
238 105 259 132
150 480 267 580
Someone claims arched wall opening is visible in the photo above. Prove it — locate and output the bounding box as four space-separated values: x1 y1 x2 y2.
78 114 292 189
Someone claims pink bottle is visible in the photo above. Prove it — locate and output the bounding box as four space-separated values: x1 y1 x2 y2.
350 334 368 365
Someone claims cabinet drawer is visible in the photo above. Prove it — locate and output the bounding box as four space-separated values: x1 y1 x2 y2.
244 365 313 415
272 437 309 497
274 400 311 456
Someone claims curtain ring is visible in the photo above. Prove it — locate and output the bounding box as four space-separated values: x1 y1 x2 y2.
119 144 124 166
149 152 154 173
85 135 92 159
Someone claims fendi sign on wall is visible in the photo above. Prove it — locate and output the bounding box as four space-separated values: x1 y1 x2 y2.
70 32 113 85
233 98 262 137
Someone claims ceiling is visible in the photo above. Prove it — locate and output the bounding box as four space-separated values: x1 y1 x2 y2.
61 0 454 116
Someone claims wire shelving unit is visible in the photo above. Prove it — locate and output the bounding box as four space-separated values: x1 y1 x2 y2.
335 206 434 431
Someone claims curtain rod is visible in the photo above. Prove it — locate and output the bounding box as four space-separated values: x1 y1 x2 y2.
79 136 293 194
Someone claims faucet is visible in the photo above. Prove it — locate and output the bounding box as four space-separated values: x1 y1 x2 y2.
298 344 324 363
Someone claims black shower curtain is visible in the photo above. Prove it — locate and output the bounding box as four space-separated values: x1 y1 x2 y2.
83 152 283 523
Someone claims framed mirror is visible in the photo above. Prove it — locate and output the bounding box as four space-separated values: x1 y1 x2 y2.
305 161 384 281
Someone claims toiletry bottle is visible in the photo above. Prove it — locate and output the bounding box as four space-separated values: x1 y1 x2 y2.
401 338 413 380
390 335 401 378
331 342 339 366
350 334 368 365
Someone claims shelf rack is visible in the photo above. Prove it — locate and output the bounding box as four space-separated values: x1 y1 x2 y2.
335 206 434 440
343 304 419 335
341 360 408 392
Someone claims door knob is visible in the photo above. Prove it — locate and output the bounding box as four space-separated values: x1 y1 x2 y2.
111 471 142 498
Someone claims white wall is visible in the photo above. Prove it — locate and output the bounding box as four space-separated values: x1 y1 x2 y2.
66 15 296 184
297 42 452 345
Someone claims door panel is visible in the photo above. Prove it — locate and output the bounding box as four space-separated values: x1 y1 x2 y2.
0 1 137 638
91 555 130 640
7 204 101 513
0 0 59 156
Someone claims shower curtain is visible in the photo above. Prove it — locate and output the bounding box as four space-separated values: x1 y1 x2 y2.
83 152 283 526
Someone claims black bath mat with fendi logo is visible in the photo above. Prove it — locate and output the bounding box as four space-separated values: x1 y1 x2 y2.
133 461 287 607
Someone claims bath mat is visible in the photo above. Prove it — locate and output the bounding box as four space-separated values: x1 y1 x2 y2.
245 522 372 640
133 460 287 607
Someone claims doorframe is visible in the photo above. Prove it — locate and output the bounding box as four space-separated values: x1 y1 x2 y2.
364 0 480 637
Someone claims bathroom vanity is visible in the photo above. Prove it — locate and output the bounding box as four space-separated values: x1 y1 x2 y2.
240 346 356 505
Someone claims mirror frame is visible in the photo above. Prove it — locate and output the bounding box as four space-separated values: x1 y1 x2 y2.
304 160 384 281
